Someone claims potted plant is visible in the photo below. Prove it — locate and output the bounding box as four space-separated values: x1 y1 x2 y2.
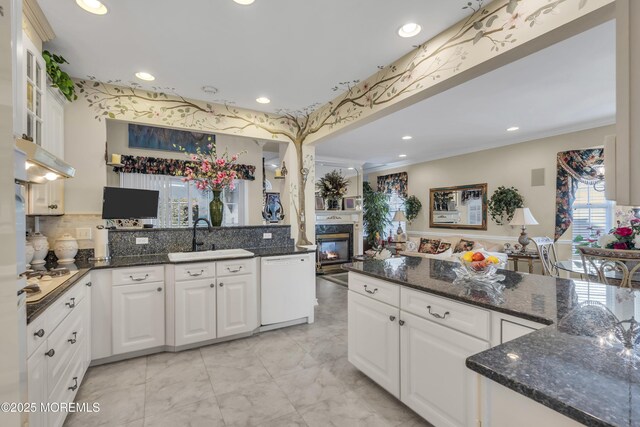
178 137 245 226
488 186 524 225
404 195 422 225
42 50 77 102
316 170 349 210
363 182 391 247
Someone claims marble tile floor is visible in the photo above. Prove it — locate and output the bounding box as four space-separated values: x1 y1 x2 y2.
64 277 432 427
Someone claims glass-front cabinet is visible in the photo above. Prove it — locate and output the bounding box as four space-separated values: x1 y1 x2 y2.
23 35 45 146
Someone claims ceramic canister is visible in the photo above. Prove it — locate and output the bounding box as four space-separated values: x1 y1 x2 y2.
54 233 79 264
25 241 35 267
28 232 49 265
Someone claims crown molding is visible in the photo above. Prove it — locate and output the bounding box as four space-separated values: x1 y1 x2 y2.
23 0 55 43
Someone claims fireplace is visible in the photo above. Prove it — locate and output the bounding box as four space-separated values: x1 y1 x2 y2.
315 224 354 274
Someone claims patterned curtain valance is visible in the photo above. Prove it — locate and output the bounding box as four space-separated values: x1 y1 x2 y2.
377 172 408 198
554 148 604 241
113 155 256 181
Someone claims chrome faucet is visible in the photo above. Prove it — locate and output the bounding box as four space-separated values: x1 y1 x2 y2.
192 218 212 252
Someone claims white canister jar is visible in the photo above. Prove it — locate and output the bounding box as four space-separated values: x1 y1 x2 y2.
28 232 49 266
54 233 79 264
25 241 35 267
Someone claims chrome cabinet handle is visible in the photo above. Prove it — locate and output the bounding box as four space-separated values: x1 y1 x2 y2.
45 349 55 357
68 332 77 344
156 287 162 292
210 283 215 288
427 305 450 319
68 377 78 391
65 297 76 309
226 266 243 273
389 315 396 322
130 274 149 282
47 204 58 209
86 281 92 287
219 282 224 287
399 320 405 326
187 270 205 277
363 285 378 295
34 329 45 338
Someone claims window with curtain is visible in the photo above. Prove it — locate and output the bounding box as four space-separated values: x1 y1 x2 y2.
571 181 615 259
377 172 408 239
120 172 246 228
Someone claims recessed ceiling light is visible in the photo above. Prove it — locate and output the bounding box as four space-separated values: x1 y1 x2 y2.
347 167 355 170
398 23 421 38
135 72 155 81
398 154 407 158
256 97 271 104
402 135 413 140
270 164 277 168
76 0 108 15
507 126 520 132
234 0 255 4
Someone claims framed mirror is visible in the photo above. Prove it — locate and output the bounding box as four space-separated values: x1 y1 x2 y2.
429 183 487 230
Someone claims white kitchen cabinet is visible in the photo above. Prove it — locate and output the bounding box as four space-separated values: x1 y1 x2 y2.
28 180 64 215
27 343 47 427
42 85 66 158
175 278 217 346
400 310 488 427
112 282 165 355
348 290 400 398
217 273 258 338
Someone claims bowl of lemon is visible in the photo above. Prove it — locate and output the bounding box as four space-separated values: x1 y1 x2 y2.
459 251 502 278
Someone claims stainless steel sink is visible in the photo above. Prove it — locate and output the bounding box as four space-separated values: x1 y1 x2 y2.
167 249 254 262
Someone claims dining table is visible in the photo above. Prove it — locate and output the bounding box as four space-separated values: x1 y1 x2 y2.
556 259 640 286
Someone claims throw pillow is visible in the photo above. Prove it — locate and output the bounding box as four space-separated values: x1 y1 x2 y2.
436 242 452 254
418 238 441 254
454 239 475 253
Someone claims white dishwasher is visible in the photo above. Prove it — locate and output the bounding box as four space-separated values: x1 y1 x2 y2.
261 253 315 326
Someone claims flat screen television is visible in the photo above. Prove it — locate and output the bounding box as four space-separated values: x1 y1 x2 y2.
101 187 159 219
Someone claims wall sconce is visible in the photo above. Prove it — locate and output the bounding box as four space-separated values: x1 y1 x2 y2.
274 161 288 180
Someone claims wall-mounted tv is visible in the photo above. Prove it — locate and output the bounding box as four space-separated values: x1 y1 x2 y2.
101 187 159 219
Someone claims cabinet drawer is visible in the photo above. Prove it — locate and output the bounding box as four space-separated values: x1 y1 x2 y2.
46 299 86 399
174 262 215 281
217 258 255 277
348 272 400 307
400 288 490 340
27 313 48 358
49 343 85 427
47 280 86 331
112 265 164 286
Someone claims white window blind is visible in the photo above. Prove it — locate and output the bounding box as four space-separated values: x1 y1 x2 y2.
120 173 246 228
571 181 615 259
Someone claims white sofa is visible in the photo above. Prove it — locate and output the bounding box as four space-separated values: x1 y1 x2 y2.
401 235 508 264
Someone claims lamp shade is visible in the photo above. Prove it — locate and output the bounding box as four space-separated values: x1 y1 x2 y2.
509 208 539 226
393 210 407 222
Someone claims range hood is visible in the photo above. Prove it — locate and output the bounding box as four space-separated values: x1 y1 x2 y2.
16 138 75 184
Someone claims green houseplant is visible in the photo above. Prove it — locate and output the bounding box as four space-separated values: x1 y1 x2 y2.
404 195 422 224
363 181 391 246
488 186 524 225
42 50 77 102
316 169 349 210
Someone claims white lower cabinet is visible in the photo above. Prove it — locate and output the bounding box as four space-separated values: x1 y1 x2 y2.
27 344 47 427
400 310 488 427
348 290 400 397
112 282 165 354
175 278 217 346
217 274 258 338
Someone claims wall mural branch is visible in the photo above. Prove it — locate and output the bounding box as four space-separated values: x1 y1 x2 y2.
77 0 604 246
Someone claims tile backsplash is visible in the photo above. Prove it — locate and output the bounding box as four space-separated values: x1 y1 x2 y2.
26 214 104 250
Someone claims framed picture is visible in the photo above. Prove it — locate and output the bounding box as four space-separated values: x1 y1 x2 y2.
128 123 215 154
315 195 325 210
343 197 357 210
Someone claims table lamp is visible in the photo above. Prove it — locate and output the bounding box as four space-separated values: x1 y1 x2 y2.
509 208 539 252
393 210 408 242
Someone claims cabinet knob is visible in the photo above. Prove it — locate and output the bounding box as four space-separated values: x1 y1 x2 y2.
47 204 58 209
210 283 215 288
389 316 396 322
399 320 405 326
219 283 224 287
34 329 45 338
86 281 92 287
157 287 163 292
65 297 76 309
44 349 55 357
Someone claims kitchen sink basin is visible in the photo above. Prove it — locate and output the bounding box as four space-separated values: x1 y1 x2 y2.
167 249 254 262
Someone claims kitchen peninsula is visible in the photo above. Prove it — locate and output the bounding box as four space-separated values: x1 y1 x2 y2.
344 257 640 427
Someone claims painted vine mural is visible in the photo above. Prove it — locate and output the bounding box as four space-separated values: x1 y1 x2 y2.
77 0 603 246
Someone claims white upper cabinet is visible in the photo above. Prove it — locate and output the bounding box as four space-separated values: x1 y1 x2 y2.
43 85 66 158
22 33 45 146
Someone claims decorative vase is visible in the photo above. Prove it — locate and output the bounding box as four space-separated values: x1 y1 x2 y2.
25 241 34 267
327 198 341 210
209 189 224 227
54 233 79 264
28 232 49 266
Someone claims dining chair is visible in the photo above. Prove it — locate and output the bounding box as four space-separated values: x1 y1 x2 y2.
578 246 640 289
531 236 560 277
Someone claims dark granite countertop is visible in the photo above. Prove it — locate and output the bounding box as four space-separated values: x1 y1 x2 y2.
26 246 314 324
344 257 640 427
